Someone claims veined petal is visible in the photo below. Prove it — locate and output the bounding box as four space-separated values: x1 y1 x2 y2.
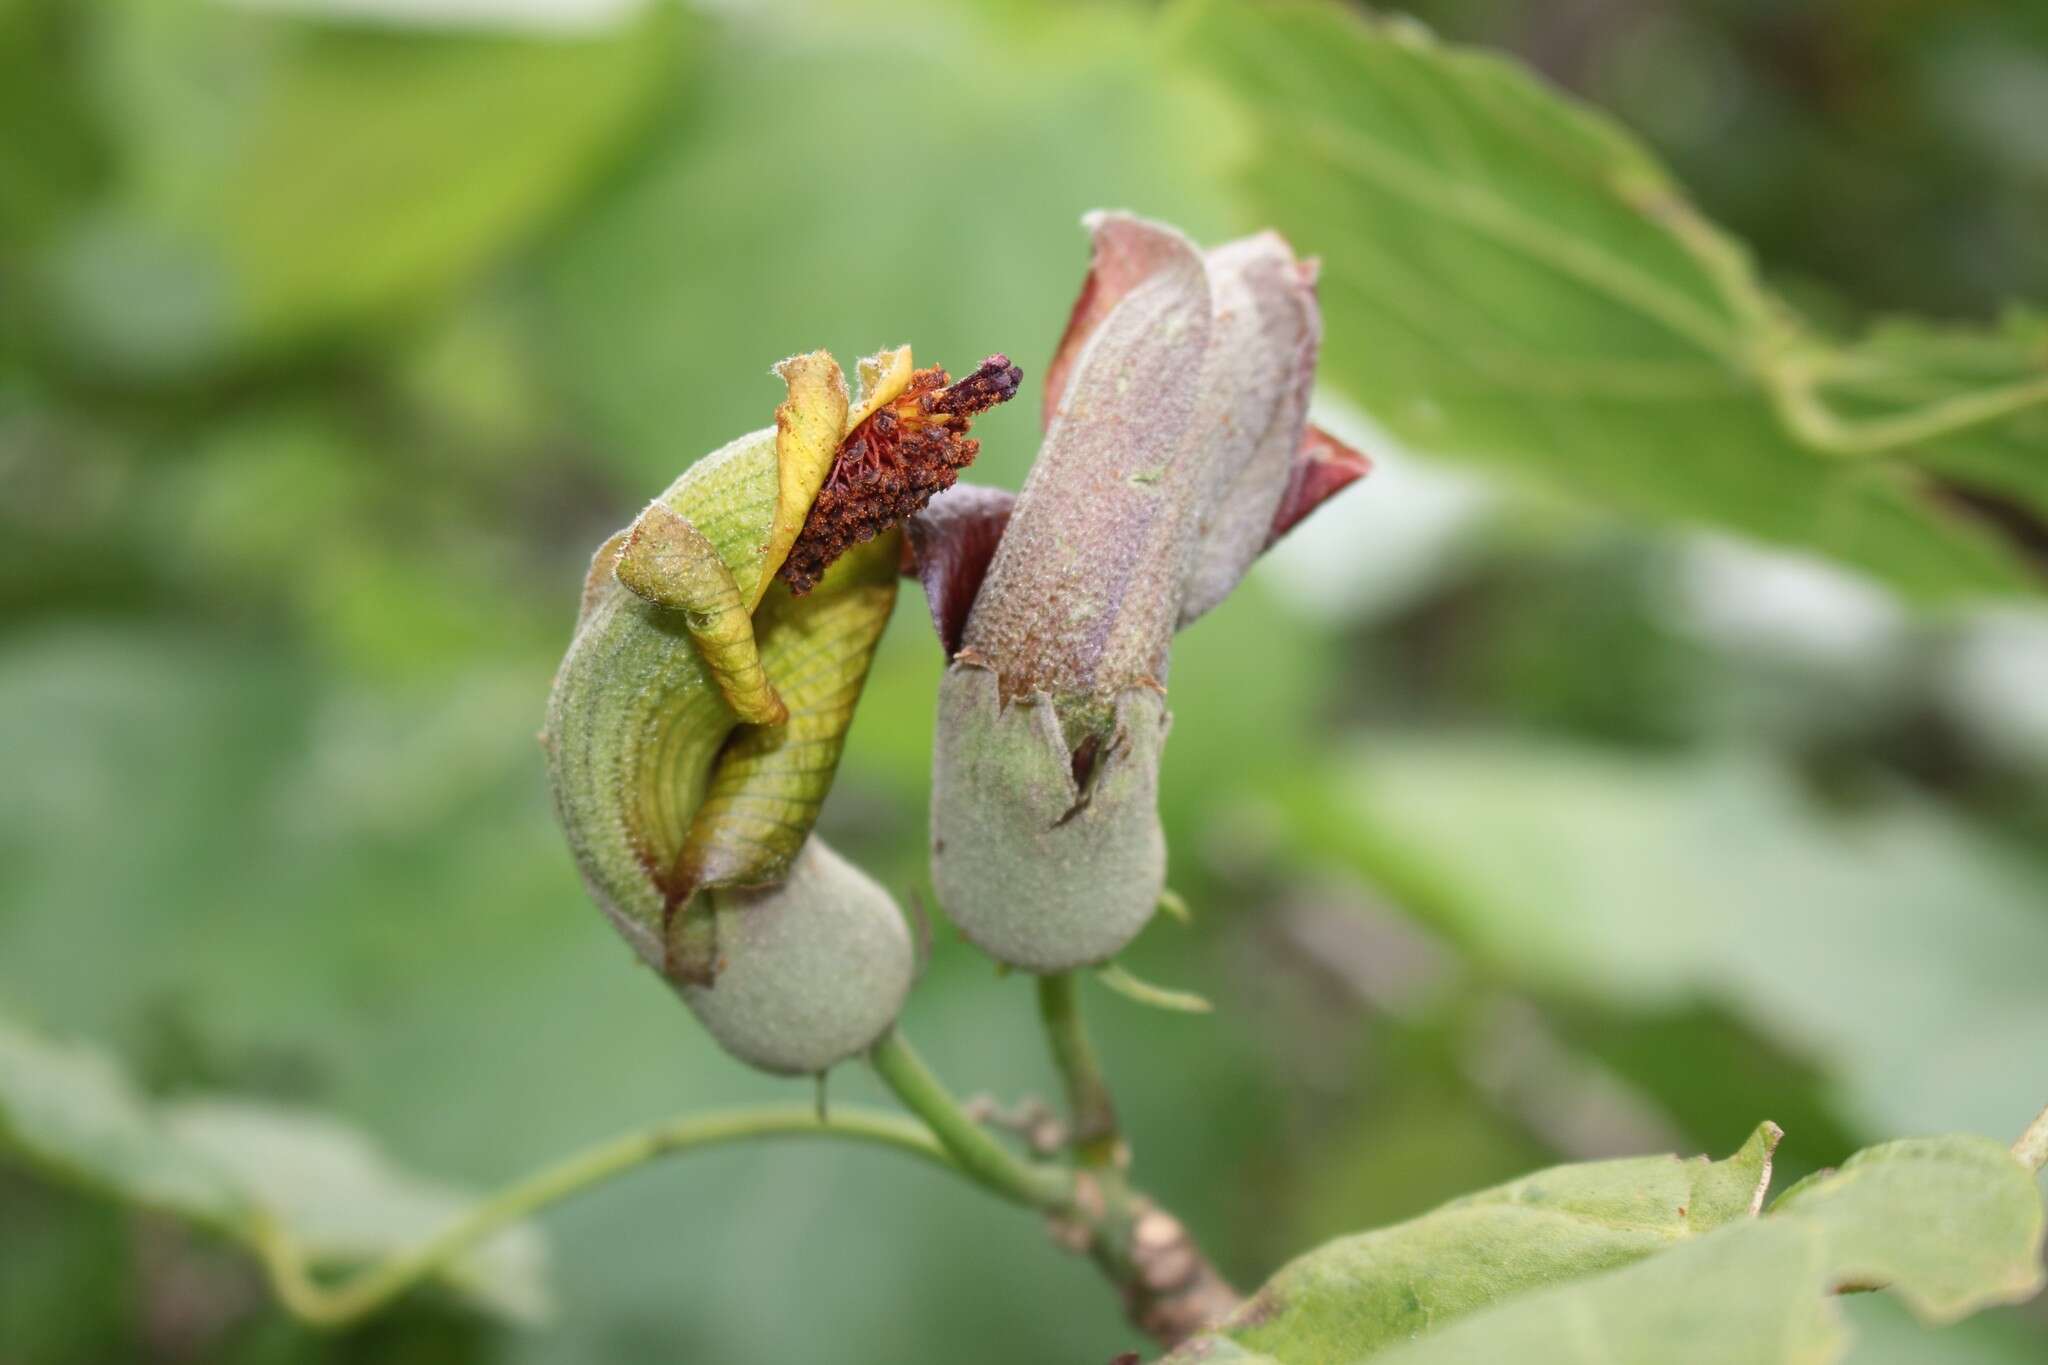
547 350 903 987
848 344 915 431
664 531 900 981
614 502 788 726
759 351 851 601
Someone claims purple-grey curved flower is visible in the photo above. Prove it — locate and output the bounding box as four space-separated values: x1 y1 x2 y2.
921 212 1368 972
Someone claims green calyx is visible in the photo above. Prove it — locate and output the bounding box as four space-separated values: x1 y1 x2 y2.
931 664 1170 972
683 839 915 1077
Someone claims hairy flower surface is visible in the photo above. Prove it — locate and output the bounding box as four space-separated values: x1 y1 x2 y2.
926 213 1368 972
545 347 1011 1004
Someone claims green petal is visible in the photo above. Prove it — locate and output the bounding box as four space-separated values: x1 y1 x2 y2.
543 426 780 973
666 532 900 977
547 352 907 987
760 350 850 599
615 501 786 726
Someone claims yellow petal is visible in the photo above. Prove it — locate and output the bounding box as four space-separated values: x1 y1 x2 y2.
759 350 850 602
847 344 914 432
664 531 901 977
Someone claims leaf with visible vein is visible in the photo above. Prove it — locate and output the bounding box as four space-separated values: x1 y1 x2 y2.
677 533 900 901
1368 1137 2043 1365
1167 1124 1780 1361
1177 0 2048 600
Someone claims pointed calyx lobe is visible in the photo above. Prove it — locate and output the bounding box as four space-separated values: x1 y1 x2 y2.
779 355 1021 596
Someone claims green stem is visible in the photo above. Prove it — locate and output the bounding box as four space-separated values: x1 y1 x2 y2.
251 1104 946 1329
2016 1102 2048 1173
1033 973 1242 1340
868 1028 1076 1210
1034 973 1137 1279
1037 972 1121 1166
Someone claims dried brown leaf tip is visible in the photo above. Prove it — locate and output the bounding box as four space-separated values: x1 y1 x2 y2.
779 354 1023 595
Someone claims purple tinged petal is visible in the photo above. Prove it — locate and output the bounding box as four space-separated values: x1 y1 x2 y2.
964 212 1352 697
961 214 1215 701
1176 232 1324 625
902 483 1015 659
1042 214 1197 427
928 213 1373 975
1267 425 1372 546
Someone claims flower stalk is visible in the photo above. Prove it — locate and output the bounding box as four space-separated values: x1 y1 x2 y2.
1038 972 1121 1167
860 1013 1241 1347
244 999 1235 1345
1032 970 1244 1344
866 1028 1077 1210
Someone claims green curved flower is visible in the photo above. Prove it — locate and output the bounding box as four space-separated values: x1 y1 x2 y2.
544 346 1014 990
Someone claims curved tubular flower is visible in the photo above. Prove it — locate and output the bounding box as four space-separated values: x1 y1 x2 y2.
926 213 1369 973
545 347 1015 1006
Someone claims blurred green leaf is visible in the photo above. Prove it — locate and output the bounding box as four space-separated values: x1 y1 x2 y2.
166 1100 548 1323
1179 0 2048 601
1169 1122 1778 1362
0 1013 245 1224
0 626 1146 1362
1172 1133 2042 1364
1766 1139 2043 1320
1288 736 2048 1144
0 0 108 255
0 1013 549 1322
538 0 1230 490
43 0 686 375
1839 1291 2048 1365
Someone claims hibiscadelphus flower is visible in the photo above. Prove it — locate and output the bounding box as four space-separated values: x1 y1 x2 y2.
909 212 1369 974
543 346 1016 1074
541 209 1364 1065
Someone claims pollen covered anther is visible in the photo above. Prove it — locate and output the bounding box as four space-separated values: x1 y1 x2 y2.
779 354 1022 596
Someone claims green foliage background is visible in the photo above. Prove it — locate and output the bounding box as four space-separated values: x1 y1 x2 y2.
3 1 2045 1361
